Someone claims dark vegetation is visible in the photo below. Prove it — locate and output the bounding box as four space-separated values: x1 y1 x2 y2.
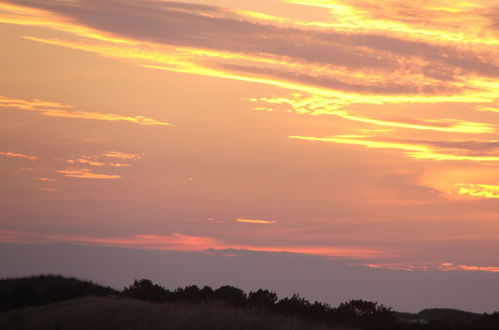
0 275 498 330
0 275 117 311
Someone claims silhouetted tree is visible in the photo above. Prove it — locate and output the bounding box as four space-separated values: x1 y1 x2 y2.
174 285 214 302
308 301 333 321
462 312 499 330
214 285 247 307
276 294 311 316
334 299 396 330
248 289 278 309
123 279 172 302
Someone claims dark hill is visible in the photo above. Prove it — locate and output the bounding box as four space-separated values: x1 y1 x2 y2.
0 296 352 330
417 308 480 323
0 275 117 311
2 275 499 330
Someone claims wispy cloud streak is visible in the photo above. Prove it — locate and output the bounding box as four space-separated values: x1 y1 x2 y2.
235 218 278 224
0 229 385 258
0 95 173 127
55 169 121 180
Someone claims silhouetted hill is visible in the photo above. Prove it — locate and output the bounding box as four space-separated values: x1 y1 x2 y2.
1 275 499 329
417 309 480 323
0 275 117 311
0 296 353 330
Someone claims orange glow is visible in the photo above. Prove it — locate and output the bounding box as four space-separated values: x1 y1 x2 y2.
419 167 499 200
439 262 499 273
367 262 499 273
104 152 141 160
0 229 386 259
456 183 499 199
55 169 121 180
0 151 38 160
235 218 278 224
67 158 130 168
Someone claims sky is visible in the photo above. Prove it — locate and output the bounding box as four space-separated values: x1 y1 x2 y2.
0 0 498 312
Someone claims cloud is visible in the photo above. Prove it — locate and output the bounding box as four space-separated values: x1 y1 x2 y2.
251 94 496 133
419 167 499 200
1 0 498 106
366 262 499 273
0 151 38 160
477 105 499 112
55 169 121 179
235 218 278 224
104 151 141 160
456 183 499 199
439 262 499 273
0 229 386 258
0 95 173 127
289 135 499 163
67 158 130 168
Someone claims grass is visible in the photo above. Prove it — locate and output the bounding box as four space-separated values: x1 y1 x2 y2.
0 296 355 330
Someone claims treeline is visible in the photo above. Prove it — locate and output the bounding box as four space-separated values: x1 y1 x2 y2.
122 279 499 330
2 275 499 330
123 278 394 330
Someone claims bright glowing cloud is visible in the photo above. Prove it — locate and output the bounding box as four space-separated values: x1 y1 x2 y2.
439 262 499 273
0 95 173 127
0 0 498 110
456 183 499 199
419 167 499 200
289 135 499 163
104 151 141 160
235 218 278 224
250 94 496 133
67 158 130 168
366 262 499 273
55 169 121 180
0 151 38 160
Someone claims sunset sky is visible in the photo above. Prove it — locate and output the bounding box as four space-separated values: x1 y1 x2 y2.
0 0 498 312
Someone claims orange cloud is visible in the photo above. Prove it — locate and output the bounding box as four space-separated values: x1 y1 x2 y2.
67 158 130 168
366 262 499 273
0 95 173 127
1 0 497 111
235 218 278 224
251 94 496 133
290 135 499 163
55 169 121 180
0 229 386 259
0 151 38 160
456 183 499 199
477 106 499 113
104 151 141 160
286 0 499 45
51 233 221 252
439 262 499 273
420 167 499 200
